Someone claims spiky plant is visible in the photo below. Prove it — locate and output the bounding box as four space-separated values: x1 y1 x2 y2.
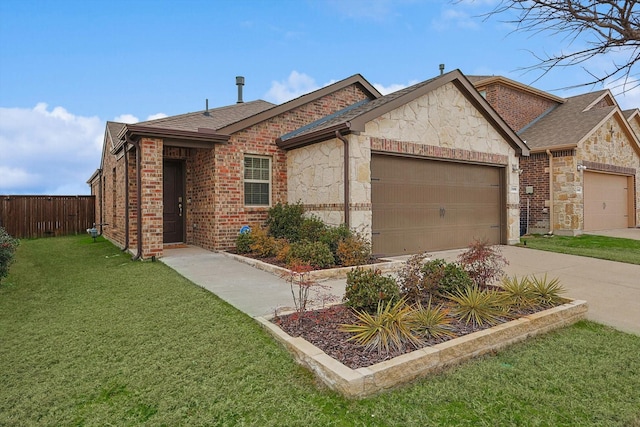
447 285 509 327
500 275 536 309
529 274 566 307
409 299 455 340
339 298 422 354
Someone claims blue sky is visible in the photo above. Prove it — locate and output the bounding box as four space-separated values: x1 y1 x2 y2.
1 0 638 195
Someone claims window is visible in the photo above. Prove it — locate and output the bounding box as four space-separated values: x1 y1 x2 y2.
244 155 271 206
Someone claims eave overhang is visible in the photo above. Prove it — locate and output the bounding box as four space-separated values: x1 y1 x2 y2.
114 124 229 152
276 123 351 150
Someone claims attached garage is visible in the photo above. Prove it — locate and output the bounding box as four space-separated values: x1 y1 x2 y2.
371 154 505 255
584 171 633 231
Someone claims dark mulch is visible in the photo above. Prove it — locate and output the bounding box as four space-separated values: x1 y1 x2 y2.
274 303 548 370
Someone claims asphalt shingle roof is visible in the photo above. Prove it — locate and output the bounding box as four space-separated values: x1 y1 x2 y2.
519 90 614 150
135 100 275 133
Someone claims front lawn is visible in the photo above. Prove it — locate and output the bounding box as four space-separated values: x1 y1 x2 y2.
520 234 640 265
1 236 639 426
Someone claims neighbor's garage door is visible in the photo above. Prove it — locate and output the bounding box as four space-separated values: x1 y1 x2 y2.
371 155 504 256
584 172 630 231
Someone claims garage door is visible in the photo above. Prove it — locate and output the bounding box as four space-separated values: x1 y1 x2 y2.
584 172 630 231
371 155 504 256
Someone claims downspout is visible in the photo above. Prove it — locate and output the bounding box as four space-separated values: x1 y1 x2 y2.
125 134 143 260
546 149 554 234
122 140 129 251
335 131 350 228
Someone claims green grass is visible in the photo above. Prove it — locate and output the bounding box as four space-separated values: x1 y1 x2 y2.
1 236 639 426
520 234 640 264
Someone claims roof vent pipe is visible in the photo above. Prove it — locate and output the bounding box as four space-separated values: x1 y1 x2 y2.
236 76 245 103
439 64 445 75
204 98 209 116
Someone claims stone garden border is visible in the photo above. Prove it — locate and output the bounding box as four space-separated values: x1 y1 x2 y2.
256 299 588 398
222 251 404 280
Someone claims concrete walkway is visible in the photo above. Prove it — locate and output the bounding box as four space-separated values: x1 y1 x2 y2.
162 233 640 335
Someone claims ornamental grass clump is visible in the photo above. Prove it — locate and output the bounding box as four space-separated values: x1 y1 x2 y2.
340 298 422 354
409 299 455 340
529 274 566 307
500 275 537 309
446 285 510 327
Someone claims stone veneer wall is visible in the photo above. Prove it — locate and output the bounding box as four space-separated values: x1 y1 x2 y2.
481 82 560 132
288 82 523 245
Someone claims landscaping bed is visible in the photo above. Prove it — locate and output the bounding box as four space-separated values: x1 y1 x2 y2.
260 299 588 398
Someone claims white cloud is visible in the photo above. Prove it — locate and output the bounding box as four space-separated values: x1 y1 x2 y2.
373 80 419 95
114 114 139 124
264 71 321 103
146 113 168 121
0 103 103 195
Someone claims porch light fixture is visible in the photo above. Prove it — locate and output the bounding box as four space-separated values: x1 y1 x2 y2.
512 165 524 174
577 164 588 172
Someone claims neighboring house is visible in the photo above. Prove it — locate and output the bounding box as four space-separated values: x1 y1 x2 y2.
471 76 640 235
89 70 528 259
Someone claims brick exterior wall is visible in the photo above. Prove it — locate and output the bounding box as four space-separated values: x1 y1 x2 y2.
481 83 560 132
96 83 373 258
519 152 551 234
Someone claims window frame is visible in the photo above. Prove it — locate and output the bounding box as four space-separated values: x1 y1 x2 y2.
243 154 272 207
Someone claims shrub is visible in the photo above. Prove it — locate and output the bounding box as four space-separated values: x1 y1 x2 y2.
249 226 279 257
529 274 566 307
397 252 431 300
500 276 536 309
319 223 352 256
0 226 19 282
266 202 305 241
422 259 473 295
299 215 327 243
340 298 421 354
235 229 254 254
446 285 509 327
344 267 399 312
336 230 371 267
409 299 455 340
458 239 509 288
287 240 335 269
281 262 332 327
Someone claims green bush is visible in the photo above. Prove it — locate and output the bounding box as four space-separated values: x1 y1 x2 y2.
299 215 327 243
435 262 473 295
266 202 305 241
319 223 352 256
397 252 431 301
0 226 19 282
287 240 335 269
344 267 399 312
235 229 254 254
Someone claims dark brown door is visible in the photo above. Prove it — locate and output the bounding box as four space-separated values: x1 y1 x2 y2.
371 155 503 256
163 160 185 243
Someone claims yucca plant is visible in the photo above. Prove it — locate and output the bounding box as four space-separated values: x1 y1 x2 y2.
339 298 422 354
409 299 455 340
500 275 536 309
529 274 566 307
446 285 509 327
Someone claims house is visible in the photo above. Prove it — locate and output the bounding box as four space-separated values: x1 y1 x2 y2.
470 76 640 235
88 70 528 259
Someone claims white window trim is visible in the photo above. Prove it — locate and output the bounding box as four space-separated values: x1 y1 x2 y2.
243 154 272 207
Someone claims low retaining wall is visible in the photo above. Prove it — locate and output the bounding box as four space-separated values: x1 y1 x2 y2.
222 251 404 280
257 299 588 398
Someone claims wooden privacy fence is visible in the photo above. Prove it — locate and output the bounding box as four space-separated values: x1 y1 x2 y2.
0 195 95 239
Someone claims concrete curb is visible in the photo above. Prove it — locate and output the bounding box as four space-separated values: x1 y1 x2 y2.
221 251 405 280
257 299 588 398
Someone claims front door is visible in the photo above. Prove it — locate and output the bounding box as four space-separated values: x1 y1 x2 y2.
163 160 185 243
